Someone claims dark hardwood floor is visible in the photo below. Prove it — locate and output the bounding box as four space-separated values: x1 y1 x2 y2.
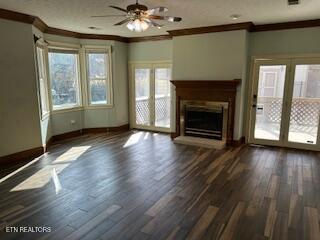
0 130 319 240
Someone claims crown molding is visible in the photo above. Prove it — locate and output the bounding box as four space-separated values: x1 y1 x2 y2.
1 8 320 42
78 33 128 42
0 8 35 24
167 22 254 36
127 34 172 43
251 19 320 32
0 8 129 42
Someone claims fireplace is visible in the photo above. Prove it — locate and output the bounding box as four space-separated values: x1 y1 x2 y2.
171 80 240 147
180 101 228 143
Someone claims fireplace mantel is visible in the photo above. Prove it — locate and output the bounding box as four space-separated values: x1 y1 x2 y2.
171 79 241 145
171 79 240 90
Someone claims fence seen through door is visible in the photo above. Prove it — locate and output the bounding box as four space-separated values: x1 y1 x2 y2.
132 63 171 131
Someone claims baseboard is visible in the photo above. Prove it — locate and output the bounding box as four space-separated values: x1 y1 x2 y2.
46 124 130 150
51 130 82 142
170 132 178 139
82 124 130 134
232 136 246 147
0 146 44 166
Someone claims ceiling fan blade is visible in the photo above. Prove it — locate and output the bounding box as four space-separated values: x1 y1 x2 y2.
91 14 127 18
146 6 168 15
149 15 182 22
114 18 131 26
144 19 163 28
109 5 128 13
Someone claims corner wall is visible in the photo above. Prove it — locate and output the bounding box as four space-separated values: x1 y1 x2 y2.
0 19 42 157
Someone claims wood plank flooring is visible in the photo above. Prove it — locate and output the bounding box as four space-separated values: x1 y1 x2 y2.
0 130 319 240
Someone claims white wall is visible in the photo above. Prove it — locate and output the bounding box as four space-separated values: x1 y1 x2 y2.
172 30 249 140
249 27 320 56
0 19 42 156
129 40 172 62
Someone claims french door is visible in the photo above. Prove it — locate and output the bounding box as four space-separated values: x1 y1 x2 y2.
249 58 320 151
130 63 172 132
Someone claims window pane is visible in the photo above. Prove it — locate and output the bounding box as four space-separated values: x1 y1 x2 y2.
155 68 171 128
254 65 286 140
49 52 79 109
135 69 150 126
288 64 320 144
87 53 108 105
36 47 49 116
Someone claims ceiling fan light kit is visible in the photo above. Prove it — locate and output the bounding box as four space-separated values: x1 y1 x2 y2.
91 0 182 32
127 19 150 32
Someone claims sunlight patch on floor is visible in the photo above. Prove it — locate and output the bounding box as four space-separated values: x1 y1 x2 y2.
51 168 62 194
0 156 42 184
123 132 144 148
10 146 91 192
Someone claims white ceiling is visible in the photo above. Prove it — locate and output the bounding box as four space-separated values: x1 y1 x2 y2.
0 0 320 37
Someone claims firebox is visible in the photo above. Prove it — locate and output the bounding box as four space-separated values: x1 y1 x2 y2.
184 105 223 140
179 100 229 145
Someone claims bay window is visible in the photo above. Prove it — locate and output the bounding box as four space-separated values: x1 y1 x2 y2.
36 43 113 114
48 48 81 110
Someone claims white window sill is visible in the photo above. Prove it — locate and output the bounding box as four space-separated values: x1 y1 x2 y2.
84 105 114 110
51 106 82 115
48 104 114 115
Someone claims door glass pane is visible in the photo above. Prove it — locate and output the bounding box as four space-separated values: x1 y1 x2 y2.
135 68 150 126
155 68 171 128
288 65 320 144
254 65 287 140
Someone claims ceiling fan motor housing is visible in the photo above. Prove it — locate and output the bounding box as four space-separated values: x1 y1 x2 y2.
127 3 148 12
288 0 300 5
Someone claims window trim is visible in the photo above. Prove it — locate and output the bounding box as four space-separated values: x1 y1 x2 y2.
84 45 113 108
35 41 50 119
47 45 83 112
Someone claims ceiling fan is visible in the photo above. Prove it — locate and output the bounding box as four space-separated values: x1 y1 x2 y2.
91 0 182 32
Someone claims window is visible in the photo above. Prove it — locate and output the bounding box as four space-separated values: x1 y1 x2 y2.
260 72 277 97
48 49 80 110
36 45 49 116
86 48 112 105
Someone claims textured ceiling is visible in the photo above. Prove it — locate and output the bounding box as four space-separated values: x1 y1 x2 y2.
0 0 320 37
